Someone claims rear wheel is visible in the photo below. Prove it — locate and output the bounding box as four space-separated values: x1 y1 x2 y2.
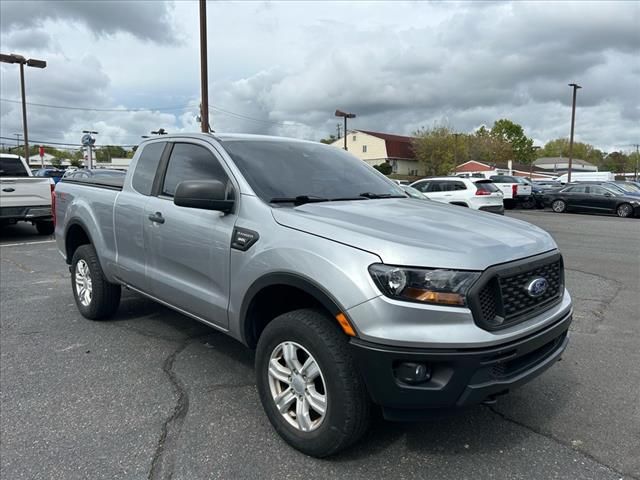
71 244 121 320
35 221 54 236
551 200 566 213
520 197 536 209
617 203 633 218
255 309 370 457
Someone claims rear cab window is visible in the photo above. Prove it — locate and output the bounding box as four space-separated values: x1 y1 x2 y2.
0 156 29 177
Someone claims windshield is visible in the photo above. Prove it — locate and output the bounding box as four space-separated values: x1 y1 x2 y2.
616 182 640 192
222 139 405 202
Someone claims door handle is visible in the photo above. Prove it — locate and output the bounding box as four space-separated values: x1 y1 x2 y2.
2 187 15 192
148 212 165 224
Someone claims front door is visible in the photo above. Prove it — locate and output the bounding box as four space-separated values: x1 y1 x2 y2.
586 186 618 212
144 141 237 328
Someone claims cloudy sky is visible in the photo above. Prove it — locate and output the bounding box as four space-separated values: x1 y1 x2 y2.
1 0 638 152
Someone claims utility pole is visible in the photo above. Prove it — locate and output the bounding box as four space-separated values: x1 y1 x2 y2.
631 143 640 181
199 0 210 133
336 123 342 139
567 83 582 183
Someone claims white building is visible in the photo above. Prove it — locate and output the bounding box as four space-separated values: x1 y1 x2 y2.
330 130 424 176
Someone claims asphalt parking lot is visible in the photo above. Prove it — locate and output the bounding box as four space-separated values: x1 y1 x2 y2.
1 211 639 480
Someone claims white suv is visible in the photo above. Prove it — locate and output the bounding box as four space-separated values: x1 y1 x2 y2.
410 177 504 214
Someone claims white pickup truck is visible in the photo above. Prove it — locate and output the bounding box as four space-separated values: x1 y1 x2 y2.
0 154 55 235
489 175 533 209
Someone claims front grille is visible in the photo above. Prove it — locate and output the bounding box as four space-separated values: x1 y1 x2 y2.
501 260 562 318
470 253 564 330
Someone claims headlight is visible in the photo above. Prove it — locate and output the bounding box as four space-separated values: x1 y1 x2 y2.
368 264 480 306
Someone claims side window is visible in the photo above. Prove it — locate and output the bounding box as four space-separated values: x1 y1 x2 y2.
132 142 166 195
428 182 442 192
161 143 228 197
413 181 429 192
453 181 467 190
570 185 587 193
589 186 607 195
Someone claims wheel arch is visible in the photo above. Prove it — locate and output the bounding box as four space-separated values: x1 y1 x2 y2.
240 273 349 349
65 220 93 264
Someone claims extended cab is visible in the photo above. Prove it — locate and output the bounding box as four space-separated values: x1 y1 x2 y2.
55 134 572 457
0 154 55 235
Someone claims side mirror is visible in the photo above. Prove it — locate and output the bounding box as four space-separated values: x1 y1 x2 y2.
604 192 612 197
174 180 234 213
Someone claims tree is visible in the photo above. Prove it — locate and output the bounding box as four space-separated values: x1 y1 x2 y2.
601 151 631 173
51 157 62 168
467 126 513 165
412 124 457 176
538 138 605 166
70 157 82 167
95 145 128 163
490 119 535 164
319 135 338 145
373 162 392 175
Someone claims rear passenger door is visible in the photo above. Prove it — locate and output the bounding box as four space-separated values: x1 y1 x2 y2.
143 140 237 328
564 185 589 210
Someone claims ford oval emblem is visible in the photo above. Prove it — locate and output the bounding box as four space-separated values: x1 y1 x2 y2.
526 277 548 298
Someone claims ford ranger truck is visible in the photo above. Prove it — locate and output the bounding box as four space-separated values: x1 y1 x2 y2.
55 134 572 457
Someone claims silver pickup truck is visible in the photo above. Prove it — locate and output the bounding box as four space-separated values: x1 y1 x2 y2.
55 133 572 457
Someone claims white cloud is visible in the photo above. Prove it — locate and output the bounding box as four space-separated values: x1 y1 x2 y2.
0 0 638 153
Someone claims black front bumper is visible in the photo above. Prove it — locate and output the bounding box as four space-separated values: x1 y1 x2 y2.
350 312 571 420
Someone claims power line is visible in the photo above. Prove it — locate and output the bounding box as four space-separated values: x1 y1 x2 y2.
0 135 136 148
0 98 191 113
0 97 306 127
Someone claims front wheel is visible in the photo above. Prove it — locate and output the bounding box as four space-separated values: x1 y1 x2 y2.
255 309 370 457
617 203 634 218
552 200 567 213
71 245 121 320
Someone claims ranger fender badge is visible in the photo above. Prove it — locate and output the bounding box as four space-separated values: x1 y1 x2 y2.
231 227 259 251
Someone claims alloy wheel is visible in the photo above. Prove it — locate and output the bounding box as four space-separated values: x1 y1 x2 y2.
75 259 93 306
267 341 327 432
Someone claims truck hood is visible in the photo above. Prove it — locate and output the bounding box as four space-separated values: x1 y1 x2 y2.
271 198 557 271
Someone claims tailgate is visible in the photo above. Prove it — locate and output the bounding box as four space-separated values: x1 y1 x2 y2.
0 178 53 208
516 185 532 196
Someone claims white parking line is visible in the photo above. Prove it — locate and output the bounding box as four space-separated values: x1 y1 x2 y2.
0 240 56 248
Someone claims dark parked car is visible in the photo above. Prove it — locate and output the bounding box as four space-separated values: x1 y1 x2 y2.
34 168 66 183
571 181 640 198
544 184 640 217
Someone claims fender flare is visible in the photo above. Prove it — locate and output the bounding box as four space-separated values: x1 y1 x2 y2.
239 272 346 346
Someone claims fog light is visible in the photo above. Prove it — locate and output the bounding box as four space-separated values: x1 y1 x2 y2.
394 362 431 385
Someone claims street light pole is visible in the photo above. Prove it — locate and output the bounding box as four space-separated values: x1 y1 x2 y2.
335 110 356 151
567 83 582 183
0 53 47 163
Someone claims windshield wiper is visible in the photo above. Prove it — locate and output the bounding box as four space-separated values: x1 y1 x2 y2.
358 192 407 199
269 195 330 205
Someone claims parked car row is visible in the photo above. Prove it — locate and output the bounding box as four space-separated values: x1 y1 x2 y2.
543 181 640 218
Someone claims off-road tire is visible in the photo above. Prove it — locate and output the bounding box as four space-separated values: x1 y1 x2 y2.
256 309 370 457
71 244 121 320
